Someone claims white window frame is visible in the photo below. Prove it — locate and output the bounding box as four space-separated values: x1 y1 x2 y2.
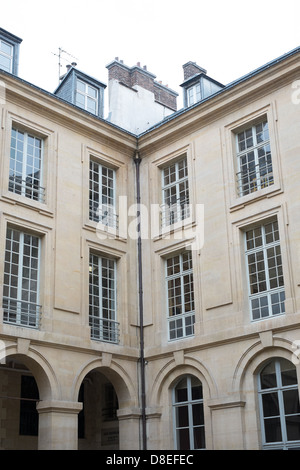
76 79 98 114
258 358 300 450
89 253 119 343
245 219 285 321
166 251 195 341
0 39 13 73
2 227 41 328
187 83 201 106
236 120 274 197
172 375 206 450
161 156 190 227
9 128 45 203
89 159 117 229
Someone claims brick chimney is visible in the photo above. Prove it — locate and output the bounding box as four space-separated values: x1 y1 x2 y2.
106 58 178 111
182 61 207 81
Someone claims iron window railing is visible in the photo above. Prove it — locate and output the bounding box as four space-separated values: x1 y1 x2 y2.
2 297 41 329
89 316 119 344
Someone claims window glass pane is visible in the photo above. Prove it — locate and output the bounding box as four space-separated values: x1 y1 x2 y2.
283 390 300 415
87 97 97 113
1 40 12 55
260 361 277 389
192 403 204 425
178 428 190 450
0 55 11 72
191 379 203 400
193 426 205 449
175 378 188 403
76 93 85 107
77 80 85 92
280 359 298 386
88 85 97 98
264 417 282 442
262 392 280 417
176 406 189 427
286 416 300 441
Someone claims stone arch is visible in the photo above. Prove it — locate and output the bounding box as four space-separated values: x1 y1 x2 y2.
232 336 296 394
3 343 59 401
72 357 137 409
150 356 217 407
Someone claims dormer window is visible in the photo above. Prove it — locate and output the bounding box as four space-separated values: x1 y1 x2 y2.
0 28 22 75
54 68 106 118
187 83 201 106
76 79 98 114
0 39 13 73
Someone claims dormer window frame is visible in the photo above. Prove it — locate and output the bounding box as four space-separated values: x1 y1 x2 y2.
0 28 22 76
76 78 99 115
186 82 201 106
0 38 13 73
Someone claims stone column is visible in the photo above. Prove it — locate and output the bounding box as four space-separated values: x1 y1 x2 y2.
207 394 246 450
145 406 162 450
37 400 82 450
117 407 141 450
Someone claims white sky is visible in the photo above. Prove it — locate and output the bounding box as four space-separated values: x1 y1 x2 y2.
1 0 300 111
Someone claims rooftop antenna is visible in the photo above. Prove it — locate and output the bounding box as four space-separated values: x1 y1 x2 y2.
52 47 78 82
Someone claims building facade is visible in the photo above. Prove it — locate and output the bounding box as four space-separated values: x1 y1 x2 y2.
0 27 300 450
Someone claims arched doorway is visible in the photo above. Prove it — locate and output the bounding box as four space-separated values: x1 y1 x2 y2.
0 354 51 450
77 369 120 450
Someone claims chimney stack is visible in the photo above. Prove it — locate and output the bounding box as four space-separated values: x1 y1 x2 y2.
182 61 207 81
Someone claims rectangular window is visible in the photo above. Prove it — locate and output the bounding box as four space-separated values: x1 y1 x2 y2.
76 79 98 114
236 120 273 197
187 83 201 106
9 128 45 203
166 251 195 340
162 156 190 227
89 160 117 229
245 219 285 321
89 254 119 343
2 228 41 328
0 39 13 73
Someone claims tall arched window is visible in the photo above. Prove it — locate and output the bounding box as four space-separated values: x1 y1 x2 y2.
172 375 205 449
258 358 300 449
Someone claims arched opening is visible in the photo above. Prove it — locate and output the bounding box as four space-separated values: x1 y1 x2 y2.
257 357 300 450
0 354 51 450
172 374 205 450
77 368 120 450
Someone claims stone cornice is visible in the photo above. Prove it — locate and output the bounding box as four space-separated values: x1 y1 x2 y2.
1 71 137 157
137 49 300 155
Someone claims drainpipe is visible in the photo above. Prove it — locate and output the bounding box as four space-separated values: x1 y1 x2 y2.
134 149 147 450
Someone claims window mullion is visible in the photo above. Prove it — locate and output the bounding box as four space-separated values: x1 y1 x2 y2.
22 132 28 197
17 231 24 324
187 377 195 450
98 256 103 321
276 362 288 445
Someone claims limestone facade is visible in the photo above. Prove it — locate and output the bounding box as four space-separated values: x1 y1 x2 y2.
0 45 299 450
